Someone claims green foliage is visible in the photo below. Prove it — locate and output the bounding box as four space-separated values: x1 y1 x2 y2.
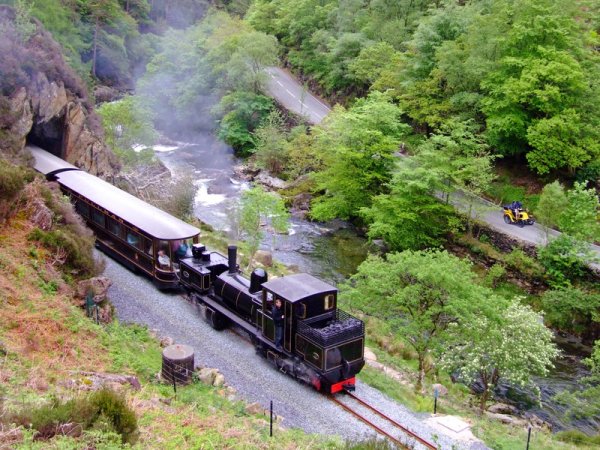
252 110 289 175
440 299 559 410
361 157 455 251
484 263 506 288
535 181 568 235
310 92 409 221
214 92 274 155
342 249 494 389
541 287 600 335
558 181 600 243
97 95 157 167
538 234 591 287
28 227 97 277
576 159 600 187
555 430 600 446
14 0 36 41
503 248 544 279
554 340 600 423
0 161 30 221
236 186 289 266
6 389 137 444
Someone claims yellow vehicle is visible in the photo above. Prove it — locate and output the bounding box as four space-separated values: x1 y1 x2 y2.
503 202 535 228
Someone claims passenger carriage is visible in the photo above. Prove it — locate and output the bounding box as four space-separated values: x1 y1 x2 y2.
29 145 200 289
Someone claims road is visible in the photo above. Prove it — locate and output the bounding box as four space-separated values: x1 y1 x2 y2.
264 67 331 124
263 65 600 271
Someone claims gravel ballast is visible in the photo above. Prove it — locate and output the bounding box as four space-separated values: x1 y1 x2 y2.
103 254 483 449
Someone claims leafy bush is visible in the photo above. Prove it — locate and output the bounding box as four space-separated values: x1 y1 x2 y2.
484 263 506 288
537 235 590 287
0 161 33 221
6 390 137 444
555 430 600 446
28 227 97 276
541 287 600 335
503 248 544 279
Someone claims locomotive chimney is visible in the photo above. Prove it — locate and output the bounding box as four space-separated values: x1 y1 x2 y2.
228 245 237 274
249 268 268 294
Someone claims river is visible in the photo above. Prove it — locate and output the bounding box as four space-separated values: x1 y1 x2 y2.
151 134 597 435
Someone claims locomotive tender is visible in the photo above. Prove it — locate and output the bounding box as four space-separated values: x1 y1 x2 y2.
30 145 365 393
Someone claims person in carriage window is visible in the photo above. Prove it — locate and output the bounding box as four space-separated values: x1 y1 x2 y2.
273 298 284 351
158 249 171 268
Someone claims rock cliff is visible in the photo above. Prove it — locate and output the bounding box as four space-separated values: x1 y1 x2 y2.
0 6 118 178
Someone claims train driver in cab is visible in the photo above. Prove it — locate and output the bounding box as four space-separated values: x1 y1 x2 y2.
273 298 284 350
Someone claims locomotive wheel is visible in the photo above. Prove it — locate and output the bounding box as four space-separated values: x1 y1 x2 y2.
518 220 525 228
503 215 511 224
205 307 228 330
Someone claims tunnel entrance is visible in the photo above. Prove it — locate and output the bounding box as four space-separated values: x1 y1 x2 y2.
27 115 65 157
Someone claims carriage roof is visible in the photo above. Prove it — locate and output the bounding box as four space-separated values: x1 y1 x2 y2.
30 147 200 240
262 273 337 302
28 145 79 175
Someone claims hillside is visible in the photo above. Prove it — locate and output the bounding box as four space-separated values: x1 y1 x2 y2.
0 166 343 448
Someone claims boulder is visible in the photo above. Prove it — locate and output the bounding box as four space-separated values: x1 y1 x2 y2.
197 368 218 386
245 402 264 415
488 403 519 415
27 197 53 230
363 347 377 362
255 171 287 190
93 85 121 104
484 411 527 427
213 373 225 387
254 250 273 267
76 277 112 303
160 336 174 348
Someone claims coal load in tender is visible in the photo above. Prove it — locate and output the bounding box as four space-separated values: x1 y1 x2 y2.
315 317 363 345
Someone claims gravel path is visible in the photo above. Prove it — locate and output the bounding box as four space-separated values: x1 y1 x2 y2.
103 253 482 449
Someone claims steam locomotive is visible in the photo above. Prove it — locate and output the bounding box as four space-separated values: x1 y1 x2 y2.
30 145 365 393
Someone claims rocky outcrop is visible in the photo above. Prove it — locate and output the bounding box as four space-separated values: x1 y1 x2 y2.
0 6 118 177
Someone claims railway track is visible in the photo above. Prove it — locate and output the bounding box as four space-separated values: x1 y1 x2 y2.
331 391 437 450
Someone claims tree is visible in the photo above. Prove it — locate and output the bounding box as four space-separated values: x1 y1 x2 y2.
341 249 492 390
77 0 121 77
213 92 274 155
535 181 568 242
252 110 289 176
97 95 157 166
541 287 600 337
538 234 592 288
310 92 409 221
439 300 559 411
237 186 289 268
559 181 600 243
361 156 456 251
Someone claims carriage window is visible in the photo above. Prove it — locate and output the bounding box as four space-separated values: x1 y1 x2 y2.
324 294 335 310
91 208 105 227
144 238 153 255
75 199 89 218
107 218 121 237
126 230 142 249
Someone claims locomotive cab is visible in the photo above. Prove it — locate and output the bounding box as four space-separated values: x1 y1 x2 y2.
261 274 365 393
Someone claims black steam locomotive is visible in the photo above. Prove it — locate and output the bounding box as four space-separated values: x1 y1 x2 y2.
30 145 365 394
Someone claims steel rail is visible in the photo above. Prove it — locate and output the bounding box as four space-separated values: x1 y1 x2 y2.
330 395 411 449
333 392 437 450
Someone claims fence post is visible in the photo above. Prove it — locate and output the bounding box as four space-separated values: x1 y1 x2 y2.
433 387 439 415
270 400 273 437
526 426 531 450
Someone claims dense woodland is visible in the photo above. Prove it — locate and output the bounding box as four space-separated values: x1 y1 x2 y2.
1 0 600 447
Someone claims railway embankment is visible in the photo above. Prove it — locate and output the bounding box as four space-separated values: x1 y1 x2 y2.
0 166 338 448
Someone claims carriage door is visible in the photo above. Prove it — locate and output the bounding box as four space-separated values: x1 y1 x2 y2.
262 290 275 342
284 301 293 352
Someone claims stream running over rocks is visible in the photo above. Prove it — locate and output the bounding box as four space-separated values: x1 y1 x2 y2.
148 133 596 435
